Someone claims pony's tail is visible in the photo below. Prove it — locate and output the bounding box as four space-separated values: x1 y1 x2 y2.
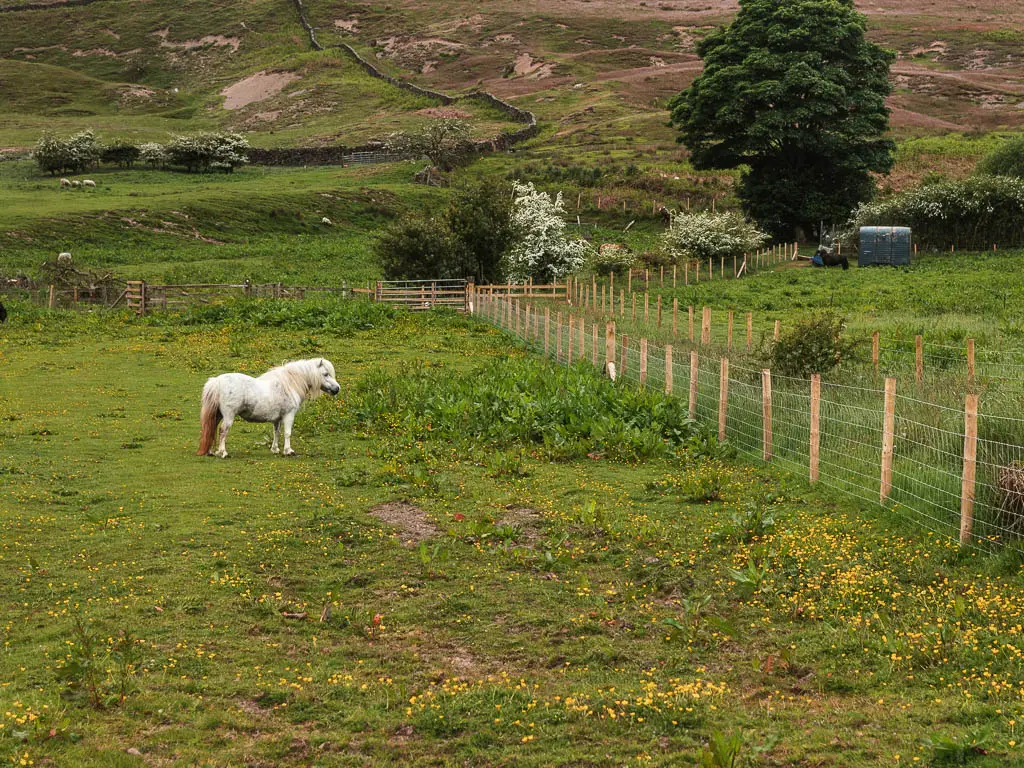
197 381 222 456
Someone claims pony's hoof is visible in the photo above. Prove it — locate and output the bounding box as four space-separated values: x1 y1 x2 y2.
283 448 296 456
215 450 228 459
270 446 280 454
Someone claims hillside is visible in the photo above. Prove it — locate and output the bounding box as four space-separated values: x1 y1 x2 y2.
1 0 1022 154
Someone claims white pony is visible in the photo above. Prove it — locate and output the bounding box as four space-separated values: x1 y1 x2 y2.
197 358 340 458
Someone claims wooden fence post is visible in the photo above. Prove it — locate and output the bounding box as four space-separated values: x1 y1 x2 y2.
605 321 615 369
592 323 599 366
665 345 673 395
880 377 896 503
960 393 979 546
773 319 780 341
673 298 678 337
673 264 677 288
746 313 752 350
657 295 662 327
48 284 56 309
567 317 574 364
545 307 551 356
688 305 695 342
810 374 821 483
644 293 649 325
701 307 711 345
621 334 629 376
632 292 637 321
967 338 975 386
872 331 880 372
640 338 648 387
718 357 729 441
727 310 734 350
689 350 698 419
620 289 625 317
762 369 772 461
579 316 585 358
628 269 632 294
915 335 923 385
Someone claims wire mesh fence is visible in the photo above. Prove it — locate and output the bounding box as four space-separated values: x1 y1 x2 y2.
474 292 1024 555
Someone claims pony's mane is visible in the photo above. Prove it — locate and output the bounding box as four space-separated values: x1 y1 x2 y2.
263 359 323 401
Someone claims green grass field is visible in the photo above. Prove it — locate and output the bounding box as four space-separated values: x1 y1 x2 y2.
1 301 1023 767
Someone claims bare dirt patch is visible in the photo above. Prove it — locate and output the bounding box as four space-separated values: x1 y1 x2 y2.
368 501 437 545
511 52 555 79
416 106 472 119
151 27 241 53
498 505 544 545
220 70 300 110
334 18 359 33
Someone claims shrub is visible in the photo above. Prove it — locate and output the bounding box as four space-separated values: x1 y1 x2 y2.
660 210 769 264
763 311 854 378
101 140 140 168
138 142 169 169
976 134 1024 179
32 130 101 175
444 179 520 284
166 132 249 173
590 244 636 276
504 181 593 283
845 175 1024 251
377 214 461 280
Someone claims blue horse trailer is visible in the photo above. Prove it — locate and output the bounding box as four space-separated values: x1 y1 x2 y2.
858 226 912 266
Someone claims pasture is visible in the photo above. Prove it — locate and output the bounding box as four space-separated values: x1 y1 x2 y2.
1 300 1022 767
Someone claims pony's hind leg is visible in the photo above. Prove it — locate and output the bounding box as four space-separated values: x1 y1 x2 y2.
281 411 297 456
271 422 280 454
215 413 234 458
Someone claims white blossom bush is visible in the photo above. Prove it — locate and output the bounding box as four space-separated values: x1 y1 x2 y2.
660 210 768 263
166 132 250 173
504 181 593 283
138 142 169 169
32 130 101 176
844 176 1024 251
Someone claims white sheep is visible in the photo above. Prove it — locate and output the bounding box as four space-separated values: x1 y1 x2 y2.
82 180 97 188
321 217 332 225
59 178 72 188
57 252 72 265
71 180 81 188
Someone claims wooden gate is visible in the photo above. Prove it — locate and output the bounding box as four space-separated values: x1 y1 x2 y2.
126 281 146 315
374 279 470 312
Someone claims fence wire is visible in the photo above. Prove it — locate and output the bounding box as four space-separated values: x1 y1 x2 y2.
476 294 1024 555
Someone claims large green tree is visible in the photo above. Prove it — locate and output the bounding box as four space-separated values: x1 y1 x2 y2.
669 0 895 239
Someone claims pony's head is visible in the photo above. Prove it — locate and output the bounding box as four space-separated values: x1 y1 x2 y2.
314 358 341 396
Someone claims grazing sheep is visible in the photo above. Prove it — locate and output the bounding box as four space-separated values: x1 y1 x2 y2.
57 252 72 265
59 178 72 188
71 180 81 188
321 217 332 225
82 179 97 188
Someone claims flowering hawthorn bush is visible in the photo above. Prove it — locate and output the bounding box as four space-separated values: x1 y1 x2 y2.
845 176 1024 250
660 210 768 263
504 182 593 283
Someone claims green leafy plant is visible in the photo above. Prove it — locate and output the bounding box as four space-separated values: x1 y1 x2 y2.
976 134 1024 179
728 560 772 599
55 615 140 709
922 728 991 765
764 311 854 378
700 730 745 768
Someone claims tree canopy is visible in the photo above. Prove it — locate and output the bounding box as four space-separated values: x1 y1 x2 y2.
668 0 895 239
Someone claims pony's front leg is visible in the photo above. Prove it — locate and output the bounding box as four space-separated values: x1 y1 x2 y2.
281 412 297 456
215 414 234 458
270 422 280 454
